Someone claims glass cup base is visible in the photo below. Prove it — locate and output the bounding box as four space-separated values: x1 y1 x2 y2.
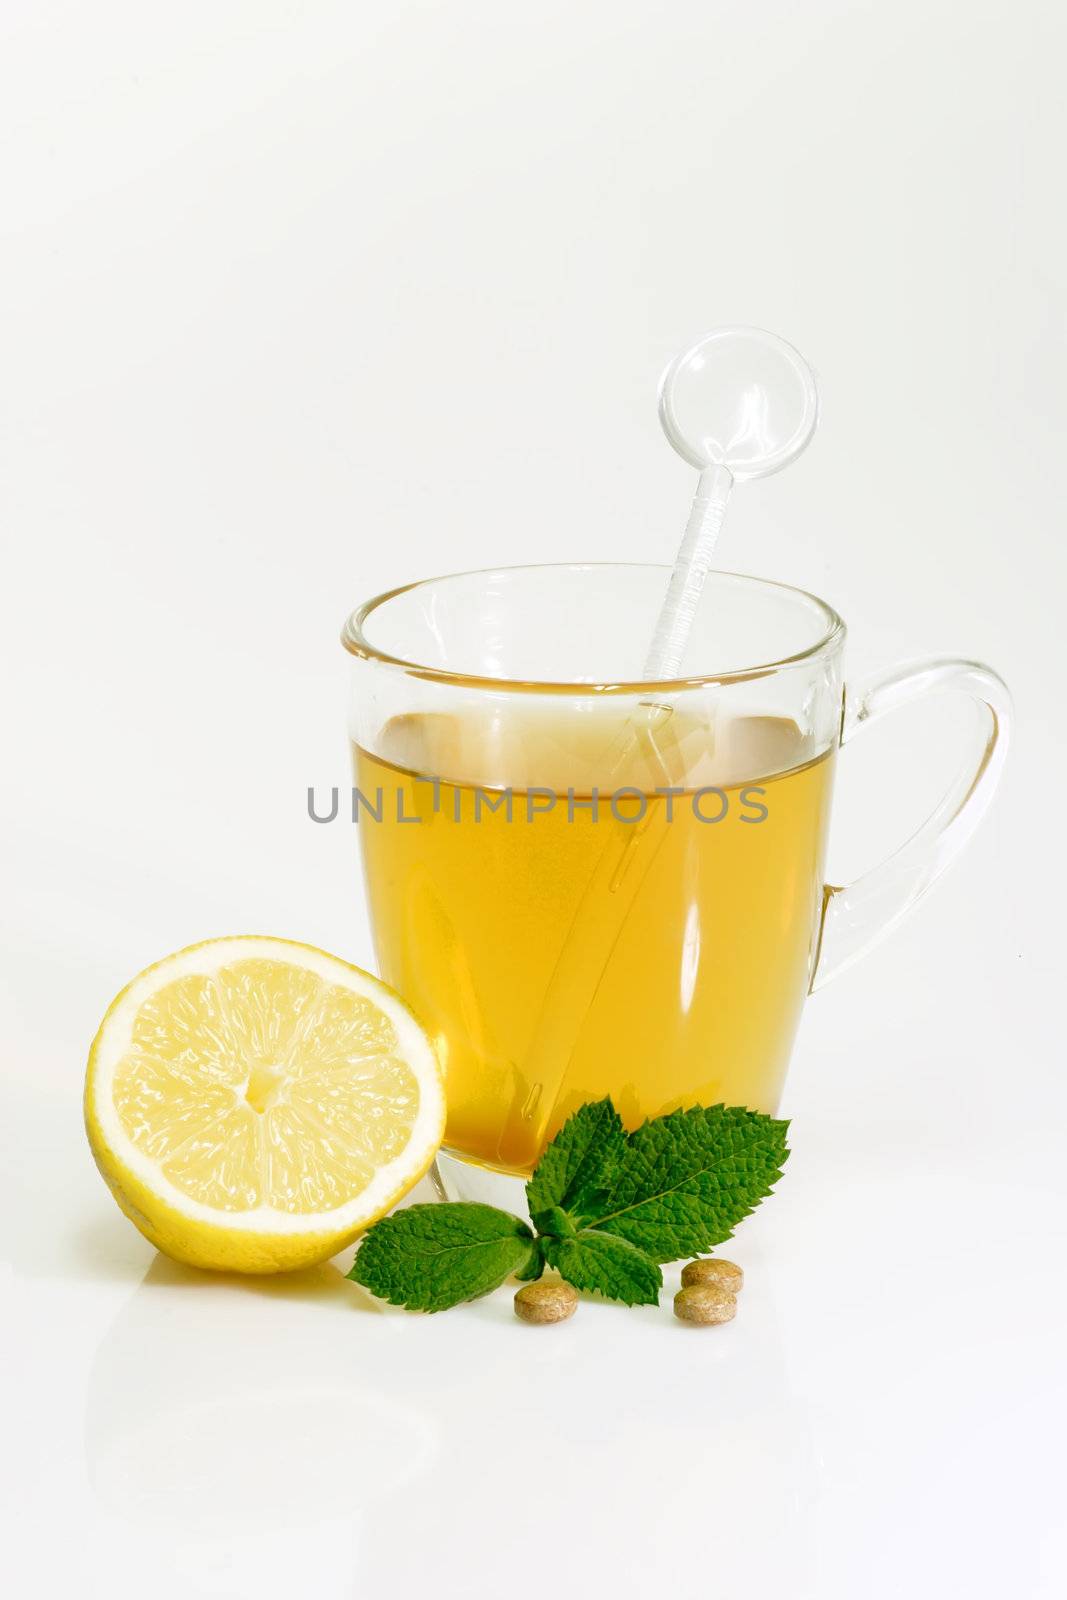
432 1149 531 1222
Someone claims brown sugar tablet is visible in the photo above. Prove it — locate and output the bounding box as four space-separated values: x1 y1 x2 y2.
680 1258 744 1293
514 1279 579 1324
673 1284 737 1326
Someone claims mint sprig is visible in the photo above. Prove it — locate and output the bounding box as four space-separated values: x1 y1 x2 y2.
348 1098 788 1312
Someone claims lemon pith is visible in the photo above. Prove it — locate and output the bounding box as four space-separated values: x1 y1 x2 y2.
85 937 446 1273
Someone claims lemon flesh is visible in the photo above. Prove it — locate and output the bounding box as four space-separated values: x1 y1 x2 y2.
85 937 446 1272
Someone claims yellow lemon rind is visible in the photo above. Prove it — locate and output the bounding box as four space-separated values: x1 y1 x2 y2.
84 935 446 1274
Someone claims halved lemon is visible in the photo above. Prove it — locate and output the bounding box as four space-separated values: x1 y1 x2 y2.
85 937 446 1272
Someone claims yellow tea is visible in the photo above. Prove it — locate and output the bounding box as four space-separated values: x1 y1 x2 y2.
355 708 834 1174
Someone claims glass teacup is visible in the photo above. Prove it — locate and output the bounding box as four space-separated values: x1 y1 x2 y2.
343 564 1010 1185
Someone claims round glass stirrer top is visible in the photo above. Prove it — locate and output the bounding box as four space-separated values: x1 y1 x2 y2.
644 326 819 679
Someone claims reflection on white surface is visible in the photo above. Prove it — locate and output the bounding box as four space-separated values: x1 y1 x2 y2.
82 1258 436 1595
86 1266 435 1537
73 1231 820 1599
6 1080 1066 1598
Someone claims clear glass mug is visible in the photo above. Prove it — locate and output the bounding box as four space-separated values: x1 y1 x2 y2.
343 564 1010 1195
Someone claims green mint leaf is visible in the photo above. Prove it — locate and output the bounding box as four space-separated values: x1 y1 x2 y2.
349 1203 539 1312
542 1229 662 1307
583 1104 789 1263
526 1096 626 1227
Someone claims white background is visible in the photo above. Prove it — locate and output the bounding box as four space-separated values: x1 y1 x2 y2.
2 4 1065 1597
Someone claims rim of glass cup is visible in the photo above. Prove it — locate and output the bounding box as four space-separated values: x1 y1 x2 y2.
341 562 846 695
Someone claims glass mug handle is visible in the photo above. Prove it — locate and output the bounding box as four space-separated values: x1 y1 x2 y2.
810 658 1012 991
